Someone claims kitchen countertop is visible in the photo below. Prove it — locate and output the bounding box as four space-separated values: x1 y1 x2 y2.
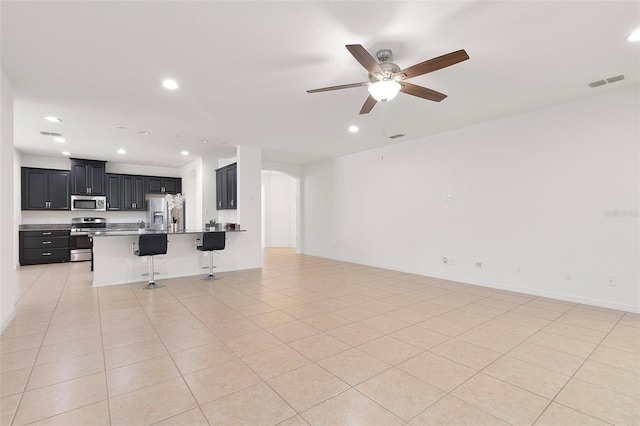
19 224 72 231
90 228 246 236
19 223 244 235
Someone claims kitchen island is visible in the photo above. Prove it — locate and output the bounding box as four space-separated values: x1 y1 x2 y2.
91 229 250 287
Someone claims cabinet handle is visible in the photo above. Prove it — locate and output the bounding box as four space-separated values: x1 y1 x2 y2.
42 241 52 245
42 232 52 235
107 202 110 209
42 252 52 256
231 200 234 207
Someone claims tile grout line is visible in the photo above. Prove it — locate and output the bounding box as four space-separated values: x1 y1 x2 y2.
8 264 69 426
529 313 628 425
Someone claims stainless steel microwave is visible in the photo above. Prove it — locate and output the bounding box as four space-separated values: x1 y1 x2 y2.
70 195 107 211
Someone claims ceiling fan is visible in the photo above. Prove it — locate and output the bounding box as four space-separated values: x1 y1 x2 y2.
307 44 469 114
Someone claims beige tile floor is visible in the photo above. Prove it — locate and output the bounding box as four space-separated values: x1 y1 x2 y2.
1 248 638 425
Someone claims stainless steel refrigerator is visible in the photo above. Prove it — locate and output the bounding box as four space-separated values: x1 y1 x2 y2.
146 195 185 231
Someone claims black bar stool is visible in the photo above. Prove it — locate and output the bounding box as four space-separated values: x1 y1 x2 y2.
133 233 168 289
196 231 225 280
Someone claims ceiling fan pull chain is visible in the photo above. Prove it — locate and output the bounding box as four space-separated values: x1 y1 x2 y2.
381 102 385 160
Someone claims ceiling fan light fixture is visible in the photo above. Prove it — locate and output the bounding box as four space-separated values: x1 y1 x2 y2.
162 79 179 90
368 80 401 102
627 28 640 41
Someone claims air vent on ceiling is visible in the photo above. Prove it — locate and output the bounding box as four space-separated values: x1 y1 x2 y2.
606 75 625 84
388 133 405 139
39 131 62 137
588 74 625 88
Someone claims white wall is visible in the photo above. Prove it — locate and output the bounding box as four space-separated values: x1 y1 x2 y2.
236 146 263 269
1 67 17 332
262 171 297 247
179 155 229 230
262 161 302 252
201 155 219 224
302 87 639 312
181 157 201 230
20 156 180 177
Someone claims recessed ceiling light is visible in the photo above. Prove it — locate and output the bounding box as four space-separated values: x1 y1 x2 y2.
117 149 126 154
162 79 179 90
61 151 71 156
138 131 149 135
628 28 640 41
180 151 189 156
116 125 127 129
152 161 158 164
201 139 208 143
349 125 359 133
45 116 61 123
54 137 65 143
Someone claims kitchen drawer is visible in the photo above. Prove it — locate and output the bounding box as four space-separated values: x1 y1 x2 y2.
23 236 69 249
19 230 71 265
23 248 70 263
21 230 70 237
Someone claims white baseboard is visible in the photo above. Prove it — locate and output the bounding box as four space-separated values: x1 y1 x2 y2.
1 309 16 334
303 250 639 314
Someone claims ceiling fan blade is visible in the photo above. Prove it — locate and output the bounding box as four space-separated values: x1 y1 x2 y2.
397 49 469 79
307 82 368 93
359 95 377 115
346 44 382 75
400 82 447 102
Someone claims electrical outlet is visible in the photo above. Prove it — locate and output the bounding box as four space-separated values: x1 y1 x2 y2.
564 272 572 280
607 276 617 286
475 261 482 268
442 257 448 264
442 257 454 265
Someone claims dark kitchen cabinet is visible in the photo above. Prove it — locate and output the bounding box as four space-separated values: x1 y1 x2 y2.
106 174 146 211
19 230 70 265
70 159 106 195
122 175 146 210
146 176 181 194
216 163 237 210
105 174 122 210
21 168 70 210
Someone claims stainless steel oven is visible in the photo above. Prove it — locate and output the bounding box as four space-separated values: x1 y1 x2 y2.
69 232 93 262
70 217 106 262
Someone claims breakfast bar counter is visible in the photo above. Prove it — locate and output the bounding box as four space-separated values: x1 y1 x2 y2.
91 229 251 287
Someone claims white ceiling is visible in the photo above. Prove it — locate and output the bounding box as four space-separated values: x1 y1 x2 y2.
2 1 638 168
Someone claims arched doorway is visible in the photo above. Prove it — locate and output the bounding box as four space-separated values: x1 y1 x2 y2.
261 170 299 252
